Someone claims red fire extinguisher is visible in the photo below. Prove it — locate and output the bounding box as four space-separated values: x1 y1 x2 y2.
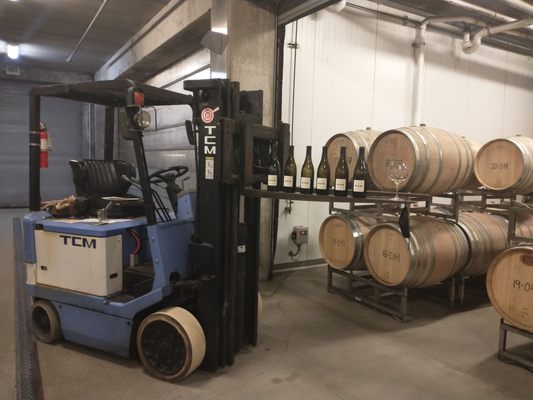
39 122 51 169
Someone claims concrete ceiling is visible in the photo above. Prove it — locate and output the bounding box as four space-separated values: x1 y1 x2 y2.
0 0 170 74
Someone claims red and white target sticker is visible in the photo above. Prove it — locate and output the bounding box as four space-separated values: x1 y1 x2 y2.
201 106 219 124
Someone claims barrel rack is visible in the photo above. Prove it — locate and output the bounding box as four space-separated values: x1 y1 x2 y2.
496 204 533 371
326 268 463 322
245 186 516 321
498 319 533 371
325 188 515 321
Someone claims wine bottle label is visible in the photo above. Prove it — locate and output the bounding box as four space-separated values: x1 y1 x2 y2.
268 175 278 186
301 177 311 189
353 180 365 192
316 177 328 190
283 176 294 187
335 179 346 191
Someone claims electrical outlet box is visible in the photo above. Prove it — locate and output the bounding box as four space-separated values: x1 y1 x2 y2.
291 225 308 245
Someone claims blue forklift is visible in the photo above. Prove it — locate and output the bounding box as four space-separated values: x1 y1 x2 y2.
22 79 281 380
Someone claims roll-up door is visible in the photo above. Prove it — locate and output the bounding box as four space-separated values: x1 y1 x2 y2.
0 79 83 207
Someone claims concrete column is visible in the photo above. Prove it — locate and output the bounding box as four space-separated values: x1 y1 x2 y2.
211 0 277 279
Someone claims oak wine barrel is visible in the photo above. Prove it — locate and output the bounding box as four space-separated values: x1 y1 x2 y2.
364 216 469 287
462 137 482 190
515 213 533 239
474 136 533 194
456 212 508 276
487 246 533 332
325 129 381 183
368 126 474 195
319 213 378 270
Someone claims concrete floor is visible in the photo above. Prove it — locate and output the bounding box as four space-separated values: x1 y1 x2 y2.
2 208 533 399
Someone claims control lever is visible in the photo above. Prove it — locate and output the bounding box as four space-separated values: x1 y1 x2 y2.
185 120 197 146
121 174 137 185
122 175 171 222
181 176 190 189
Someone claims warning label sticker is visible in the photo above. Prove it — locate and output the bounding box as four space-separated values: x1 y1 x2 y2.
205 157 214 180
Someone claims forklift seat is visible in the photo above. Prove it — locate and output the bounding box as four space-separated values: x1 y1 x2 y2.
69 160 145 217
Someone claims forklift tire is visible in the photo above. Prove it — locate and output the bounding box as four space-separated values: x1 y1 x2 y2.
31 300 62 344
137 307 206 381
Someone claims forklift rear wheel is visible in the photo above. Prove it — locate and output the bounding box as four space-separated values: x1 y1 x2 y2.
31 300 62 343
137 307 206 381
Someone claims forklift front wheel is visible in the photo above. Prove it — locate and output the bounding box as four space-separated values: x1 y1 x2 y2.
31 299 62 344
137 307 206 381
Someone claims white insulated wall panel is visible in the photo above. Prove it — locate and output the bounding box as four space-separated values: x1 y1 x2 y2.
275 7 533 264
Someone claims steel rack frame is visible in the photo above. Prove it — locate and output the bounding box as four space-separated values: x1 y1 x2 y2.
414 189 516 222
326 267 463 322
507 203 533 246
322 188 513 322
498 319 533 371
496 204 533 372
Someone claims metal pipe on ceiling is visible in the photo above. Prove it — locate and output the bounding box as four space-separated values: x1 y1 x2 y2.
496 0 533 16
438 0 533 32
66 0 109 63
463 16 533 53
345 1 533 55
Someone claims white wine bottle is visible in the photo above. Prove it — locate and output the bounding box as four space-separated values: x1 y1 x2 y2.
334 146 348 196
267 140 281 191
316 146 330 195
283 145 297 193
352 146 368 198
300 145 314 194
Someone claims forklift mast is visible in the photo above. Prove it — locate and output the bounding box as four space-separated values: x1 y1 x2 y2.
185 79 258 369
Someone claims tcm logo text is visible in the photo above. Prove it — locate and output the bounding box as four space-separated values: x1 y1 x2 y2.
59 235 96 249
204 125 216 155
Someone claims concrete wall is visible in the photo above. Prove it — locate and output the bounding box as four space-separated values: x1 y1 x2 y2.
274 6 533 264
226 0 277 279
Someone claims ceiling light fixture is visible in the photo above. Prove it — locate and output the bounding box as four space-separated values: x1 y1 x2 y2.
7 44 19 60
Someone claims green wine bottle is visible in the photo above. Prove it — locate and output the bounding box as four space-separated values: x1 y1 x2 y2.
300 145 314 194
334 146 348 196
352 146 368 198
283 145 297 193
267 140 281 191
316 146 330 195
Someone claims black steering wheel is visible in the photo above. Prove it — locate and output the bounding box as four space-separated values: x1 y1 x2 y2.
149 166 189 184
149 166 189 215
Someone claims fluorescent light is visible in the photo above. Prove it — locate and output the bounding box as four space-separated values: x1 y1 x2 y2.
7 44 19 60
